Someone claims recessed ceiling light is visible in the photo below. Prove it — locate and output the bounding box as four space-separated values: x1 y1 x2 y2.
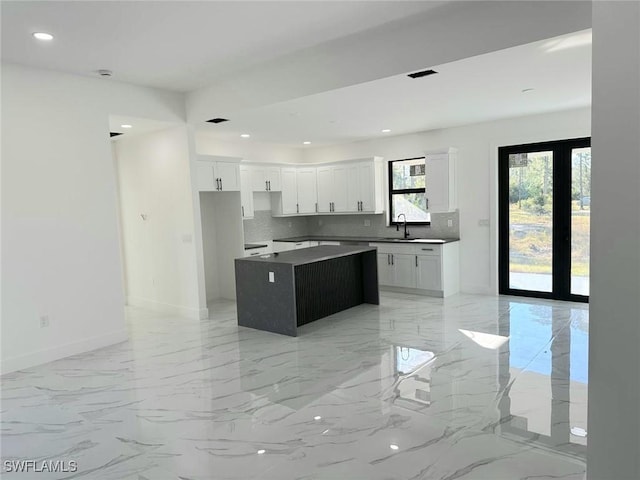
521 88 535 94
390 444 399 450
303 141 311 145
241 134 250 138
33 32 53 41
313 415 322 420
121 124 132 129
257 449 266 455
382 129 391 133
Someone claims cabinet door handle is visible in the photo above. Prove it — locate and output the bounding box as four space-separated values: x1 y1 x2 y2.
220 178 223 190
315 202 318 213
265 180 268 191
242 206 245 216
359 201 362 211
387 254 390 265
217 178 221 190
422 248 434 251
297 203 299 213
391 254 394 265
268 180 271 191
415 255 418 267
426 198 429 210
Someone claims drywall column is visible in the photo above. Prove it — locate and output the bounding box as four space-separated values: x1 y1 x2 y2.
588 2 640 479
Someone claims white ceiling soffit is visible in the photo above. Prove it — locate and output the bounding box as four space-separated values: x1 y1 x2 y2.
197 30 592 147
1 0 439 92
108 115 180 140
187 1 592 122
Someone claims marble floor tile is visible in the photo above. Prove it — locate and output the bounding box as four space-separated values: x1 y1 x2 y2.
1 293 588 479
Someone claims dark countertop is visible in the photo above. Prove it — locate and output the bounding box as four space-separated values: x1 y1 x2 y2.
272 235 460 244
244 243 268 250
236 245 376 266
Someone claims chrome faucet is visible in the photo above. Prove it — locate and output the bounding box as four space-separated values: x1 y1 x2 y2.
396 213 410 239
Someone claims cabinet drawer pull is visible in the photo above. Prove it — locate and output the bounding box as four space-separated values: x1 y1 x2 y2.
295 243 303 246
422 248 434 251
250 252 260 256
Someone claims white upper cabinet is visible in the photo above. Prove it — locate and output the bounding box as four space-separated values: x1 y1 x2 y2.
239 165 254 219
317 164 349 213
425 148 457 212
216 161 240 191
317 158 383 214
251 165 281 192
296 167 317 214
355 160 382 213
196 155 240 192
278 167 298 215
197 161 216 191
316 166 333 213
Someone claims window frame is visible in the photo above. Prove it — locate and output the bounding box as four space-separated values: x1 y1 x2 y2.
388 156 431 226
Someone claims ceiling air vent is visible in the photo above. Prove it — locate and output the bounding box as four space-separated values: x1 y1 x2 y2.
110 132 123 137
207 118 229 124
407 69 438 79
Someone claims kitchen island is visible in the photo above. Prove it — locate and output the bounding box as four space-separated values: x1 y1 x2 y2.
234 245 378 336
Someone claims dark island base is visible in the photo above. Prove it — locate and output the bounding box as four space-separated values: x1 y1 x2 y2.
235 246 379 336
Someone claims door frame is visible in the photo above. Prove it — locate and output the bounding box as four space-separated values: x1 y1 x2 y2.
498 137 590 302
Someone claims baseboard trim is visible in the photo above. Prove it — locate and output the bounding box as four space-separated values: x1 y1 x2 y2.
0 329 128 375
127 296 207 320
460 284 496 295
380 285 445 298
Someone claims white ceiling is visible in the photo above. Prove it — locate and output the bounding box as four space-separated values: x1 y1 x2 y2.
198 30 592 147
1 1 441 92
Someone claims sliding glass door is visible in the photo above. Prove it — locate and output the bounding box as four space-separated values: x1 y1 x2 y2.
499 138 590 302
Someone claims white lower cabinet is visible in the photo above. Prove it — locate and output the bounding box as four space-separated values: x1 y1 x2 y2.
416 255 441 291
371 242 459 297
391 254 417 289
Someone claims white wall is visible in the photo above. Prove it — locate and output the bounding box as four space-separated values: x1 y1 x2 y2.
114 126 204 320
195 132 303 164
1 63 186 374
302 107 591 295
587 2 640 478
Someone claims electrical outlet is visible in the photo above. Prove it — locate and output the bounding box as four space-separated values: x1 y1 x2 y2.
268 272 275 283
364 219 371 227
447 219 453 227
40 315 50 328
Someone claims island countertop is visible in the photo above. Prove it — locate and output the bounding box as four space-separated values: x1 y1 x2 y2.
236 245 376 266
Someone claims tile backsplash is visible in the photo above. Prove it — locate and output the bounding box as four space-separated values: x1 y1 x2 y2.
243 210 309 242
243 209 459 242
308 211 459 238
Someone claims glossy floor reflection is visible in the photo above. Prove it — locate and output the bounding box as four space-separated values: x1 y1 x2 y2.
1 293 588 479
